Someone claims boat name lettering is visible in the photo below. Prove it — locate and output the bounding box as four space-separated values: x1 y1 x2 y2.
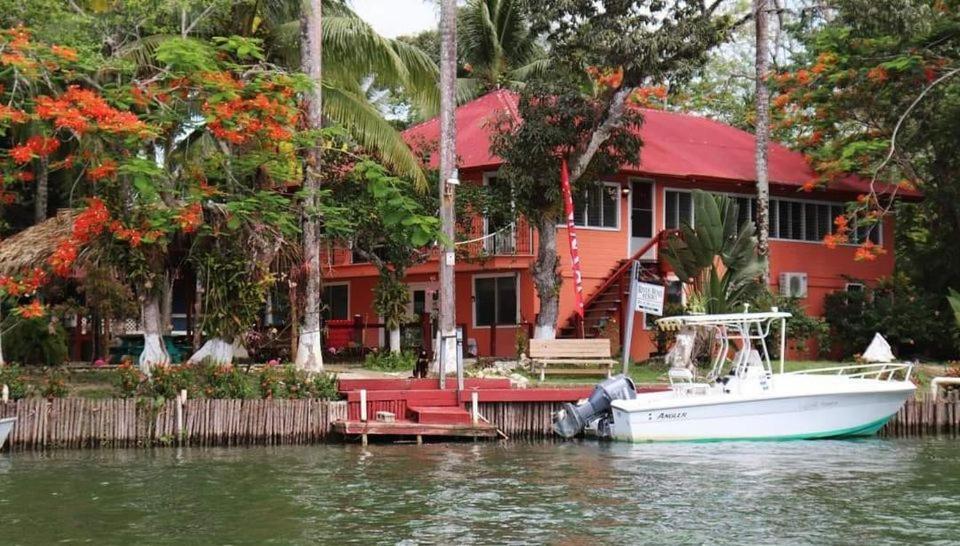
656 411 687 420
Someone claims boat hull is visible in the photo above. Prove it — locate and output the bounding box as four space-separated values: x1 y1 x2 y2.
609 383 914 442
0 417 15 449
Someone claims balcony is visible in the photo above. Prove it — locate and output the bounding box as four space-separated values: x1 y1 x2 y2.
320 215 534 268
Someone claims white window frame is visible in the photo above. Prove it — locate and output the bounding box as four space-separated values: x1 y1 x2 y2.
659 187 882 247
321 281 350 321
471 272 521 329
569 181 621 231
845 282 866 292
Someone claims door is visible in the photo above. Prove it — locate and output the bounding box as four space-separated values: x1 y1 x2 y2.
630 180 655 259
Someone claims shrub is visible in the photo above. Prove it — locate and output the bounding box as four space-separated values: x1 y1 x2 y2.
41 368 69 398
0 365 28 400
515 328 529 359
258 364 338 400
364 350 415 371
196 362 256 399
4 317 68 366
114 361 143 398
752 292 830 355
823 275 949 359
143 364 199 399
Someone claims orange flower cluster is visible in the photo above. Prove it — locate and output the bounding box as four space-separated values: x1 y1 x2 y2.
0 104 28 124
586 66 624 90
49 239 77 277
854 240 886 262
72 197 109 243
204 91 297 145
176 203 203 233
0 268 46 297
629 86 668 107
9 135 60 164
823 214 851 249
49 45 78 62
15 300 45 319
867 66 889 84
36 85 148 136
86 159 118 181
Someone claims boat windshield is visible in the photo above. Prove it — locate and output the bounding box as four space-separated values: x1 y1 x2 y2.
656 311 792 380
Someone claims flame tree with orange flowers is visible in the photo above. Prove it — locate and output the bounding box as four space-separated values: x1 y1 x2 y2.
0 29 321 372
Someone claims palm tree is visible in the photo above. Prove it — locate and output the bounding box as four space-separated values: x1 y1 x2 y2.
458 0 546 99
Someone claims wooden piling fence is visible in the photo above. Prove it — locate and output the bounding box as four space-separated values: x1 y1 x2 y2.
0 398 347 450
2 395 960 450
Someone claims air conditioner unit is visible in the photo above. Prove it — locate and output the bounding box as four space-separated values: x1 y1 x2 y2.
780 272 808 298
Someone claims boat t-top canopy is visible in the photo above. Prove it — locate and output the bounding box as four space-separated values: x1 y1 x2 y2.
655 311 792 330
656 310 793 377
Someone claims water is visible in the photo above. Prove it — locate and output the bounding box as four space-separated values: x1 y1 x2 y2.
1 439 960 545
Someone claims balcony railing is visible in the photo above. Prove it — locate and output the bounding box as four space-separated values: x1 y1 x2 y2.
320 215 534 268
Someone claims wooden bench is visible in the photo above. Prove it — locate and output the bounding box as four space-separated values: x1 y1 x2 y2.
528 338 618 382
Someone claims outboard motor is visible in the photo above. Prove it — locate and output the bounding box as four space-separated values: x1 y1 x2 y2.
553 374 636 439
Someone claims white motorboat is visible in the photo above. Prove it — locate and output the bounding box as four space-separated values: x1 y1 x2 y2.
554 311 915 442
0 416 15 449
611 312 915 442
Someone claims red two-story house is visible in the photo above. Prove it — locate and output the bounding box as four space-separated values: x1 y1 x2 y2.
319 90 920 360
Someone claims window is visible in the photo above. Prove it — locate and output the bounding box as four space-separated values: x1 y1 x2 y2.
321 284 349 320
665 190 693 229
474 275 518 326
631 180 653 238
573 183 619 229
845 282 865 292
666 189 882 245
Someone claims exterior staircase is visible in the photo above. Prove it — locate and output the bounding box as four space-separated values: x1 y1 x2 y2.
558 230 672 339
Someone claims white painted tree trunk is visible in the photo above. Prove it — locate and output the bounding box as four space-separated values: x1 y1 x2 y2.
187 337 235 366
533 214 560 340
295 0 324 373
389 328 401 353
139 296 170 374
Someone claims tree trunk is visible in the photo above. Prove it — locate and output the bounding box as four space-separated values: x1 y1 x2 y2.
533 214 560 339
754 0 771 285
188 337 235 366
139 295 170 374
434 0 458 374
34 156 48 224
295 0 324 372
161 272 173 335
389 328 401 353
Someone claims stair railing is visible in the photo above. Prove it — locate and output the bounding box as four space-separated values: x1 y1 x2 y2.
566 229 676 337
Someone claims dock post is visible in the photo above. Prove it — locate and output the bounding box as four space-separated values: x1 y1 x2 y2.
360 389 368 422
1 384 7 403
471 390 479 425
176 389 187 445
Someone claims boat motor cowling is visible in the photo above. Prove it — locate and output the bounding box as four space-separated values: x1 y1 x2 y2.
553 374 636 438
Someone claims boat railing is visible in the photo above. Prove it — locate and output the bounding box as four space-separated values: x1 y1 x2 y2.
783 362 913 382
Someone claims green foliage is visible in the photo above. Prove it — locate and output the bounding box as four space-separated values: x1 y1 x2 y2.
491 73 643 223
363 350 416 372
257 364 339 400
154 37 218 72
125 362 338 400
373 274 410 331
3 317 68 367
824 275 952 360
752 292 830 355
662 190 763 314
0 364 28 400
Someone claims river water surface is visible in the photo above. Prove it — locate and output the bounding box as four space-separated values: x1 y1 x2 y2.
2 439 960 544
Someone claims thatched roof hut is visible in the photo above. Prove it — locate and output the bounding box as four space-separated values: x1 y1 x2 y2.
0 209 75 275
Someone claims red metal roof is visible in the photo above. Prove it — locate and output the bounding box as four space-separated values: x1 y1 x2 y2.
402 89 920 199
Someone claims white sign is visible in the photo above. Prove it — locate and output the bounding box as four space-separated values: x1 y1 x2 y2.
635 281 665 315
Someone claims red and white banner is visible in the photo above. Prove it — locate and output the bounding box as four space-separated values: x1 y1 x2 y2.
560 158 585 319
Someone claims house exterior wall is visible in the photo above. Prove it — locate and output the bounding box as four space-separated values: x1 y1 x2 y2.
322 166 899 362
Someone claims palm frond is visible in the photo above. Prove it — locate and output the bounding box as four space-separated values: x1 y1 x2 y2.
113 34 175 72
323 84 427 190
